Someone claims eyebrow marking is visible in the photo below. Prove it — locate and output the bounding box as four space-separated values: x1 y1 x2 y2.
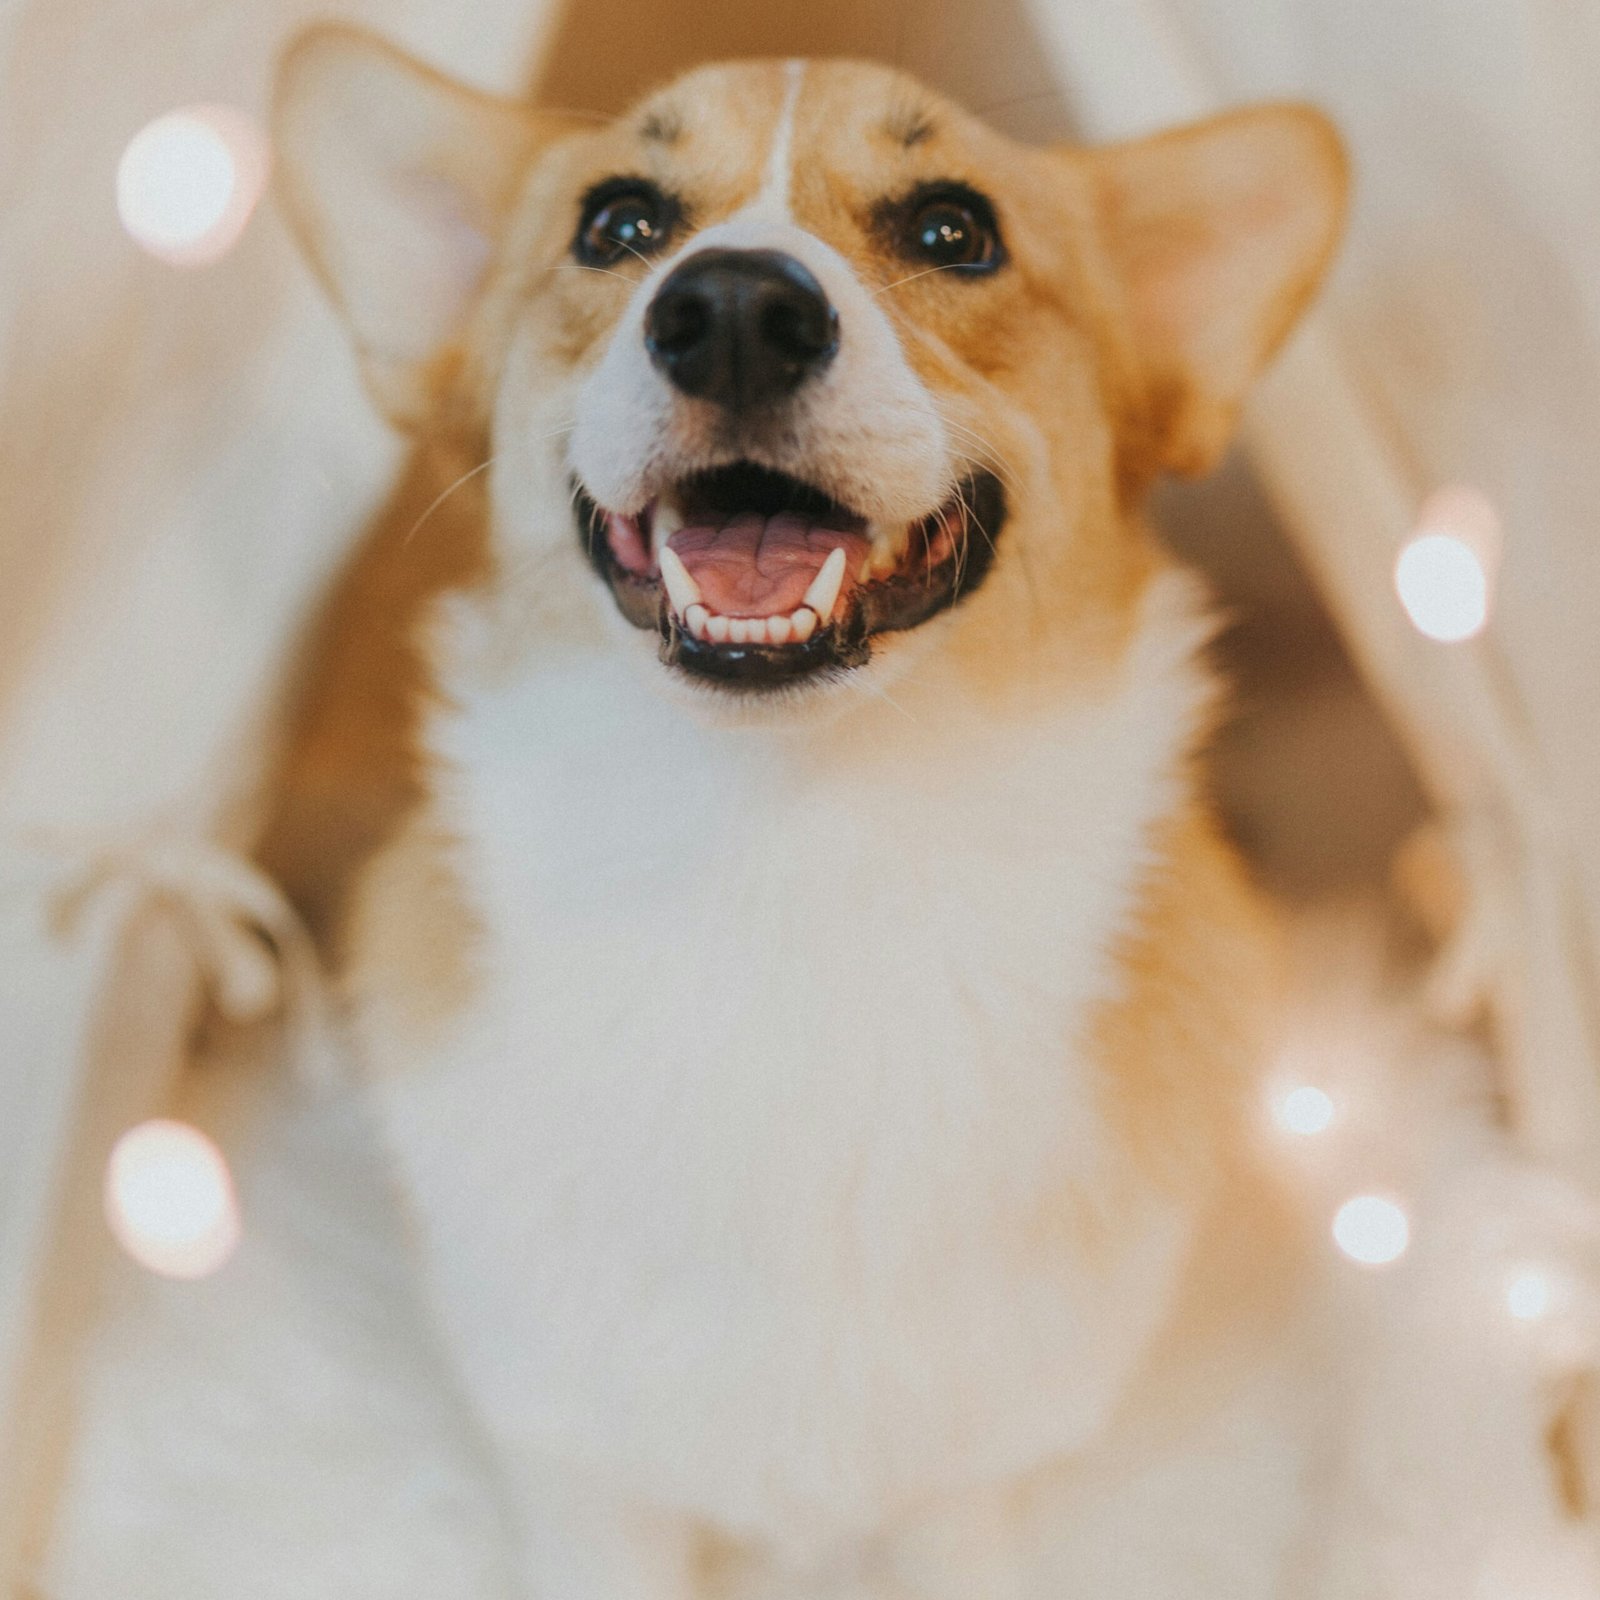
887 106 938 148
638 107 683 144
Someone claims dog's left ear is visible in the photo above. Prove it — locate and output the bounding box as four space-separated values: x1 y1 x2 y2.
1087 105 1349 477
274 25 575 429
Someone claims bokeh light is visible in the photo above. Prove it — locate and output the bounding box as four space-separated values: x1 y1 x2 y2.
117 106 269 267
1332 1194 1410 1266
1506 1268 1553 1323
105 1119 241 1280
1394 486 1502 643
1273 1084 1337 1138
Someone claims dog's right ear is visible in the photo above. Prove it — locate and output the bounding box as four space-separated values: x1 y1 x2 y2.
274 26 565 429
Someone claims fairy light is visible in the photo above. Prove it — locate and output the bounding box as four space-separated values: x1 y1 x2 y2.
1273 1084 1337 1138
105 1119 241 1280
1394 486 1502 643
1332 1194 1410 1267
1506 1268 1553 1323
116 106 269 267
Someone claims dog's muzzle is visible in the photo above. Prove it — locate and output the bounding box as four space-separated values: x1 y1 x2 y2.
576 247 1004 692
645 249 839 412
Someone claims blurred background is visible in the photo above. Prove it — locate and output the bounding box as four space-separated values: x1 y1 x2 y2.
3 0 1600 1585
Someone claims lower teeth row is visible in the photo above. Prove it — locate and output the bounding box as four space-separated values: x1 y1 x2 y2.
680 604 819 646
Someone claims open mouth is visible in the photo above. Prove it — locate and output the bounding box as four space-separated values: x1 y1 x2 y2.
577 463 1005 687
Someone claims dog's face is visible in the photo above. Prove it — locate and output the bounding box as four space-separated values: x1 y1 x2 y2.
277 35 1345 712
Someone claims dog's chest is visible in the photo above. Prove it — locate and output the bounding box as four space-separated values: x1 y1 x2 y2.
368 616 1210 1536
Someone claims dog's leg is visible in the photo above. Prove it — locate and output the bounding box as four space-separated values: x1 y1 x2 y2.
512 1464 702 1600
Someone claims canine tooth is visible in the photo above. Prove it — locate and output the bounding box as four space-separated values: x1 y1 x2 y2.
657 546 702 617
707 614 731 643
802 547 848 624
685 603 710 639
768 613 793 645
654 498 684 539
791 607 817 642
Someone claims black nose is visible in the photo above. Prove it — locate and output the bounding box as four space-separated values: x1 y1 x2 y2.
644 248 839 409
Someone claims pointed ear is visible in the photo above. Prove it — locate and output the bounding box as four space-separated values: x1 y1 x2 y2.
1089 105 1349 477
274 25 567 429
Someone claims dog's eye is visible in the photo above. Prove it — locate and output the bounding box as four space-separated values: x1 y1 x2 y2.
575 181 674 267
903 189 1002 272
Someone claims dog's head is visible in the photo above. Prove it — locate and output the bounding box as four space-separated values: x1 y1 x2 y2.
277 34 1346 712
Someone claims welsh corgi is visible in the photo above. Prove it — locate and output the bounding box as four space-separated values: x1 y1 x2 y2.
41 28 1590 1600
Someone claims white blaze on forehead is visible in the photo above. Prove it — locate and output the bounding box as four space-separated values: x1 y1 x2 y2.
745 59 806 222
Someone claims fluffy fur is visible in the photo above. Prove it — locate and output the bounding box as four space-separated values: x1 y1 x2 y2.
40 37 1598 1600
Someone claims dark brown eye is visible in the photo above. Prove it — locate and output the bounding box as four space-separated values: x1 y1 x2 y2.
575 180 676 267
900 186 1003 273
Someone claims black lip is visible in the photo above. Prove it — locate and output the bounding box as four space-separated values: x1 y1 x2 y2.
575 467 1006 691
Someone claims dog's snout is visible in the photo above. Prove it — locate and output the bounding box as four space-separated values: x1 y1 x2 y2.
645 249 839 409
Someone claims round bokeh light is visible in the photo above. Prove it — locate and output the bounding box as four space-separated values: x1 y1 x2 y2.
105 1118 241 1280
117 105 269 267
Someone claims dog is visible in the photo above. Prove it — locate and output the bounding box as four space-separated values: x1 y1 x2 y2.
40 27 1596 1600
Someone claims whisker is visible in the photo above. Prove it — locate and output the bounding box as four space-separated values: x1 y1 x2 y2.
934 409 1046 627
403 455 500 549
569 478 600 559
613 239 659 273
951 481 974 599
842 667 918 723
874 264 966 296
937 413 1025 498
545 262 639 286
942 438 1021 504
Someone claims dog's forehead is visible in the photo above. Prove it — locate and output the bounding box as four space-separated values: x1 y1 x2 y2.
609 59 989 212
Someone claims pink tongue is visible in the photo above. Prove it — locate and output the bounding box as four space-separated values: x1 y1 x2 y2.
667 512 869 619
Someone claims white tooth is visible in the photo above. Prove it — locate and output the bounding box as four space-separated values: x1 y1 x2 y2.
791 607 817 642
729 618 751 644
768 613 793 645
656 545 702 618
685 603 710 640
746 618 771 644
707 614 731 643
801 547 848 624
655 498 684 539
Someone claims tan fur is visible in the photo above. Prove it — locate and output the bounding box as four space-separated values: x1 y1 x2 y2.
256 433 492 953
263 42 1350 1584
1094 803 1286 1195
1089 805 1306 1393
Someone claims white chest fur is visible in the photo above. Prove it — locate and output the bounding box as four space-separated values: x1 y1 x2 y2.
364 575 1217 1545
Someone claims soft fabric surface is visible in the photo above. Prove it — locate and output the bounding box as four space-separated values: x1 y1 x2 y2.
39 1033 516 1600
